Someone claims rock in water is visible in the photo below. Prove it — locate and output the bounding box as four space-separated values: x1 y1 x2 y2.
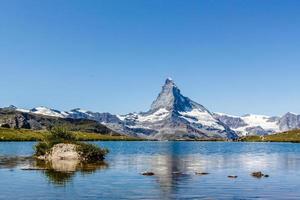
142 172 155 176
195 172 210 176
38 143 80 161
251 171 269 178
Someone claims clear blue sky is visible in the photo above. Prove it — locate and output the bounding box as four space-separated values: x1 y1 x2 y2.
0 0 300 116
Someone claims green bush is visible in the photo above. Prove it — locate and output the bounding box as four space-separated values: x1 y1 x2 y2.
47 126 76 143
35 142 50 156
35 125 76 156
76 143 109 162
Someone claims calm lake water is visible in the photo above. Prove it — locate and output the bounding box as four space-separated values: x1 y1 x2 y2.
1 141 300 199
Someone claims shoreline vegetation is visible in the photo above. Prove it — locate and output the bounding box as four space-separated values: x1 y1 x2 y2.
0 127 300 143
239 129 300 143
0 127 143 142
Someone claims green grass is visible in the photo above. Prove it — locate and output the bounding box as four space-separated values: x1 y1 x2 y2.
0 127 142 141
240 129 300 143
0 128 47 141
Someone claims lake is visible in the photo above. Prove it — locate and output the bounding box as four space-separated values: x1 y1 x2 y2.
1 141 300 199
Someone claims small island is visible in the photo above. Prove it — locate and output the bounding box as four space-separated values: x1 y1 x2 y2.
35 126 109 163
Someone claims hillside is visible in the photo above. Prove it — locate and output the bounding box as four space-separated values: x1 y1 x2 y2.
0 127 141 141
240 129 300 143
0 107 118 135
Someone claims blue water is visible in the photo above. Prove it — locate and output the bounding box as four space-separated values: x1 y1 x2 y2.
1 141 300 199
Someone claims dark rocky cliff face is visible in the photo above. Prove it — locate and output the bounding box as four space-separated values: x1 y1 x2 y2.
0 108 31 129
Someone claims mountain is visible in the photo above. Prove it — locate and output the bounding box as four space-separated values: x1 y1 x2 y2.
278 112 300 131
0 106 118 135
214 112 300 136
213 113 279 136
2 78 300 139
16 106 68 118
116 78 238 140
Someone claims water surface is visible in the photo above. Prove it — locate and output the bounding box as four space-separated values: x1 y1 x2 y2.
1 141 300 199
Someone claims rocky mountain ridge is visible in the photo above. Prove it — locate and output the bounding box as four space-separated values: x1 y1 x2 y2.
0 106 117 135
2 79 300 139
214 112 300 136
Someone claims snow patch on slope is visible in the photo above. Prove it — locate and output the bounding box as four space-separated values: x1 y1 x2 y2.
214 112 240 118
138 108 169 122
214 112 281 136
16 108 30 113
68 108 94 117
116 115 126 121
180 109 225 130
30 107 67 118
241 114 279 131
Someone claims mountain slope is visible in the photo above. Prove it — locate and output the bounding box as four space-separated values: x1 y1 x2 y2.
279 112 300 131
214 112 300 136
17 106 69 118
0 107 118 135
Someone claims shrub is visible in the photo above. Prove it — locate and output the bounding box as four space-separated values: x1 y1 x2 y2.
76 143 109 162
35 125 76 156
47 126 76 143
35 142 50 156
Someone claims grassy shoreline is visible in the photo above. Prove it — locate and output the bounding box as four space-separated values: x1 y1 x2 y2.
1 127 300 143
0 128 143 142
239 129 300 143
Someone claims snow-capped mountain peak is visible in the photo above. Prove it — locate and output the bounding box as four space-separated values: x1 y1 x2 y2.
123 79 238 140
150 78 207 113
166 77 173 81
150 78 179 112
